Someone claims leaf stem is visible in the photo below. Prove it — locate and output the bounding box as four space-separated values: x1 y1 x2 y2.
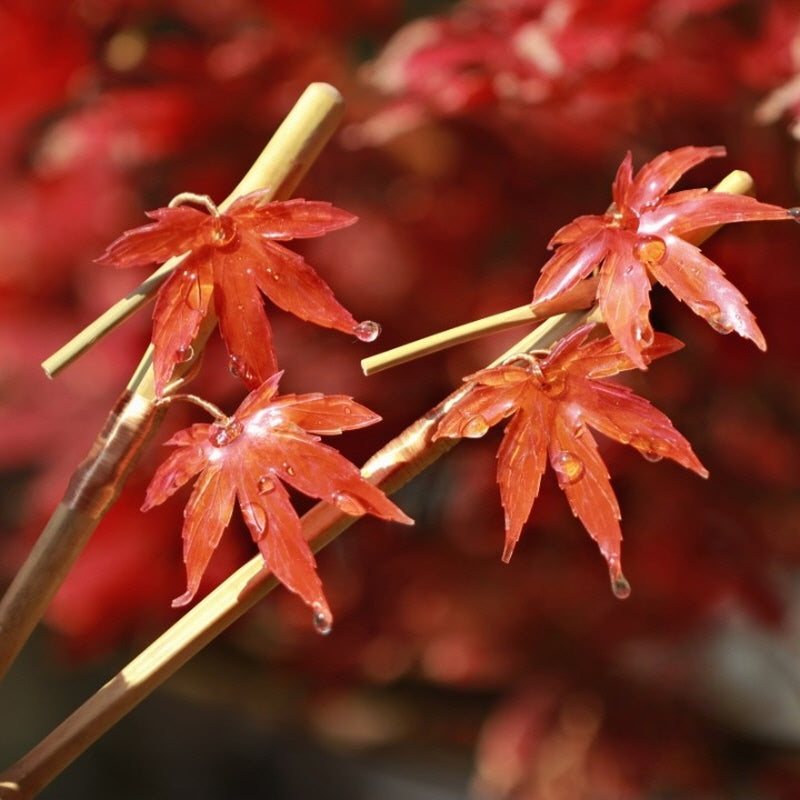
154 393 227 422
0 83 346 684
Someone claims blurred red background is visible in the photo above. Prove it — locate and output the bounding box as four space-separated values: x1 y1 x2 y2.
3 1 800 797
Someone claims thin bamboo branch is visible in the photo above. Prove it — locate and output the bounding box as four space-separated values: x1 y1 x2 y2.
0 82 346 684
0 166 756 799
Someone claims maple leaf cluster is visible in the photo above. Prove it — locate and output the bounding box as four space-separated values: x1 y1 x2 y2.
4 1 800 797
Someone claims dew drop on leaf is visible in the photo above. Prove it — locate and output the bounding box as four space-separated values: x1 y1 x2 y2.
333 491 366 516
228 355 255 384
210 419 243 447
176 345 194 363
630 436 664 462
210 216 237 246
242 502 267 534
633 235 667 267
462 415 490 438
695 301 733 334
257 475 276 494
282 461 295 476
312 602 333 635
354 320 381 342
183 270 202 310
553 450 584 484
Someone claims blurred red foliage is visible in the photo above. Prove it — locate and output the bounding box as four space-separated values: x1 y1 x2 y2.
3 0 800 796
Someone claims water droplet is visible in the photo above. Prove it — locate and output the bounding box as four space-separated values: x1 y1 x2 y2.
354 320 382 343
183 270 203 310
312 602 333 635
462 415 490 438
265 267 280 281
541 371 567 398
257 475 276 494
633 235 667 267
334 491 366 516
694 301 733 335
282 462 295 477
228 355 255 384
210 216 237 246
789 207 800 222
553 451 584 484
610 572 632 600
175 344 194 363
634 322 654 347
242 502 267 534
630 436 664 462
210 419 243 447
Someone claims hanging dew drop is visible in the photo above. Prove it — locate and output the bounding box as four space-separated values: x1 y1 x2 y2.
631 436 663 462
354 320 381 343
633 235 667 267
175 345 194 363
611 572 632 600
311 602 333 635
554 451 584 484
242 502 267 534
334 491 366 516
210 419 243 447
462 415 490 438
257 475 276 494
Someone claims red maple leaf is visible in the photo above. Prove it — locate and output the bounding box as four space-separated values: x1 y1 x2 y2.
97 190 372 396
142 372 413 621
531 146 791 368
432 324 707 594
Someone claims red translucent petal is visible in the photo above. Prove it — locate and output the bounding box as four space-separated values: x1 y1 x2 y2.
213 247 278 390
173 465 236 607
565 331 684 379
229 194 358 239
649 236 766 350
596 244 653 370
496 406 547 562
256 432 412 524
627 145 726 209
237 466 328 615
95 205 213 268
534 228 609 303
141 434 210 511
550 417 622 572
434 381 526 439
571 377 708 476
273 395 381 434
611 151 633 205
236 372 284 418
151 254 213 396
252 235 359 334
646 191 789 236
